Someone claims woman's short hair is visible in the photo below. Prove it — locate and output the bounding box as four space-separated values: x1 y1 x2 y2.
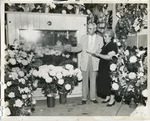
103 29 114 39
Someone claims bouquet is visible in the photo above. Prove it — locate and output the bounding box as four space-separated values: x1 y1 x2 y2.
32 65 57 97
32 64 83 96
4 40 38 116
110 45 147 104
34 44 70 66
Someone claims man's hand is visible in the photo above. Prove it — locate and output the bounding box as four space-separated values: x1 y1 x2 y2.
64 44 72 51
86 50 94 54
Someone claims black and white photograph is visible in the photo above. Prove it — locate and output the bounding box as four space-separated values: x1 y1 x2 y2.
0 0 149 120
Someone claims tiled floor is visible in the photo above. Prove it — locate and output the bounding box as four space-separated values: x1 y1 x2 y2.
31 97 135 116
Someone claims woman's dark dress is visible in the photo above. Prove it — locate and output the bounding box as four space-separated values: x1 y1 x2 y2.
97 41 118 96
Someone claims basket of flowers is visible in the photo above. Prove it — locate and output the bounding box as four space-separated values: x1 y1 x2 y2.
110 46 147 107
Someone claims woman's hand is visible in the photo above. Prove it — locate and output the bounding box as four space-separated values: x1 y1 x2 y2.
94 51 100 57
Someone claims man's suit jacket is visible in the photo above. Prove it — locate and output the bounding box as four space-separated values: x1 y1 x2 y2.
79 34 104 71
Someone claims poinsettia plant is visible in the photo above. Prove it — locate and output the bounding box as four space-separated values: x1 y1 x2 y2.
110 44 147 104
4 40 38 116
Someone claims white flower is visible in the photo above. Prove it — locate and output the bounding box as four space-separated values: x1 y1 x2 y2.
19 78 26 84
137 50 146 57
49 70 56 77
32 70 39 77
72 57 77 63
9 72 18 80
14 99 23 107
18 71 25 77
8 92 15 98
65 84 71 90
74 68 82 75
28 94 32 98
48 65 55 70
120 66 124 72
124 50 129 56
22 94 27 99
20 51 27 58
65 64 74 70
128 72 136 79
6 81 12 87
110 64 117 71
113 39 117 43
117 42 121 46
142 89 148 97
3 107 11 116
12 67 20 72
9 58 16 65
65 54 70 58
112 83 119 90
32 98 36 105
77 74 83 81
56 72 63 79
45 77 53 83
22 59 28 65
62 9 67 14
24 87 30 93
67 5 73 10
129 56 137 63
8 50 15 57
62 70 69 77
58 79 64 85
87 9 91 14
138 72 144 78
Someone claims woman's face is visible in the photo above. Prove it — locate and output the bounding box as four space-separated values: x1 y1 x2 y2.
103 33 111 44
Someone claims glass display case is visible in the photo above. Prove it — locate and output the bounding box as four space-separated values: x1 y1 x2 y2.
20 29 78 67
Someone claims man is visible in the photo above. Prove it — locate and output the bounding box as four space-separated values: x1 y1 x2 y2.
65 23 103 104
79 23 104 104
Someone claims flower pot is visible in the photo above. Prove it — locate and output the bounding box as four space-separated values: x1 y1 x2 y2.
47 96 55 108
59 93 67 104
129 100 137 109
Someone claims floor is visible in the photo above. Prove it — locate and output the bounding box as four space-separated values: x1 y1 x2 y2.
31 96 135 116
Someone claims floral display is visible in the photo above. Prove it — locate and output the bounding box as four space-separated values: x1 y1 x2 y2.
115 3 147 39
34 44 70 66
110 42 147 104
4 40 38 116
32 64 82 96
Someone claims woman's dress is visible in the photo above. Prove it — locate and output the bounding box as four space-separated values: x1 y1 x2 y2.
97 41 118 96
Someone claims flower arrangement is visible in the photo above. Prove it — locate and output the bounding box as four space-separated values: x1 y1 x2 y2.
4 40 38 116
110 44 147 104
115 3 147 39
32 64 82 96
34 44 70 66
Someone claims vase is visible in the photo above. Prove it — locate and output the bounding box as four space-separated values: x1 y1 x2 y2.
47 96 55 108
129 100 137 109
59 93 67 104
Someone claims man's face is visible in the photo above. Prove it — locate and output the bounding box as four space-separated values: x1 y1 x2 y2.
88 24 96 35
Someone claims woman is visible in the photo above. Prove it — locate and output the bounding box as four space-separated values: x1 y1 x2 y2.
94 29 118 107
